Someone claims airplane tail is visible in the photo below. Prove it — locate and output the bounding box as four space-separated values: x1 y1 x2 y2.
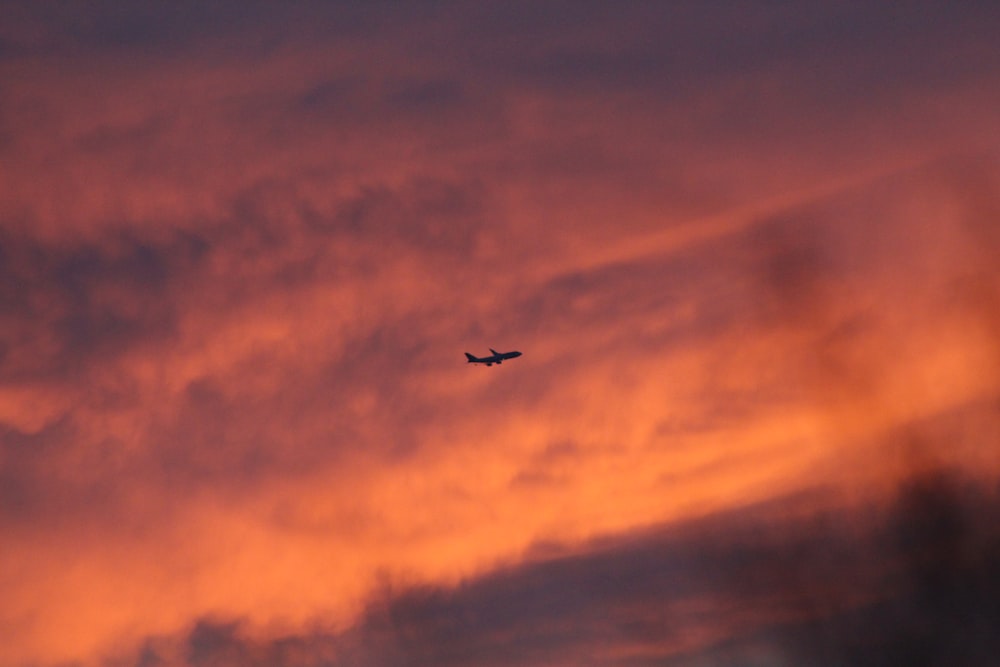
464 352 477 362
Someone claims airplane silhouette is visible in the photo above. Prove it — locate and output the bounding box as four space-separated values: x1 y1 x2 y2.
464 348 522 367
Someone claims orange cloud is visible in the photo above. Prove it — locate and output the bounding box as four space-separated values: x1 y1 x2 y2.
1 3 999 665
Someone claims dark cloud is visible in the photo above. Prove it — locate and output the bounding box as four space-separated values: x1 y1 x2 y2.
0 227 207 380
458 1 1000 106
766 469 1000 667
0 165 486 379
122 456 1000 667
0 417 75 521
384 79 466 114
297 77 369 116
324 178 487 253
0 1 380 58
0 2 247 56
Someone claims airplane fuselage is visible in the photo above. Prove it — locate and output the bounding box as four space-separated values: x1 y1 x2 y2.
465 349 522 366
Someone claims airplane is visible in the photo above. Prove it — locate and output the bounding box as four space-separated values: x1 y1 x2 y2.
464 348 522 367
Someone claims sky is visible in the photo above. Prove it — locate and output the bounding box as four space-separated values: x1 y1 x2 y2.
1 2 999 665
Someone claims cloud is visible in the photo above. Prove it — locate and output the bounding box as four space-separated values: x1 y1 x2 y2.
1 3 999 665
112 460 1000 667
4 157 999 664
4 150 999 666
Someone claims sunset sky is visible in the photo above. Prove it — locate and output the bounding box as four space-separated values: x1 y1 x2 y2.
2 3 999 665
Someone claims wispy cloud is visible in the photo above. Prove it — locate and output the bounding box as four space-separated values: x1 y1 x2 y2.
1 2 999 665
